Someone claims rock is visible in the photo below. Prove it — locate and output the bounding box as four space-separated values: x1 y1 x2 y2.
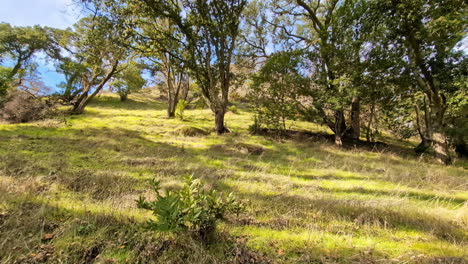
41 233 55 241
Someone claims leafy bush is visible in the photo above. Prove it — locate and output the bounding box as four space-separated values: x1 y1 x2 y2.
136 175 245 243
110 62 146 101
228 105 239 114
175 99 188 120
248 51 308 131
0 66 13 104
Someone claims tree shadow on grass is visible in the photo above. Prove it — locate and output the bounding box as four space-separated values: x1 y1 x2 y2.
0 125 192 200
254 128 419 161
317 186 467 208
218 183 467 244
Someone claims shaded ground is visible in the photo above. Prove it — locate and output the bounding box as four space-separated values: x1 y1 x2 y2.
0 94 467 263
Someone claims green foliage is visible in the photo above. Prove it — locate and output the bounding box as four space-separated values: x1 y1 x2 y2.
0 23 57 81
380 97 418 139
55 58 87 102
111 62 146 101
136 175 244 242
249 51 308 131
175 99 188 120
0 66 12 101
228 105 239 114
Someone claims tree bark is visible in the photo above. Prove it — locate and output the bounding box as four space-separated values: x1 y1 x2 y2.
181 78 190 101
333 109 346 146
214 108 228 134
431 114 451 165
350 96 360 140
167 101 176 118
366 103 375 143
414 102 432 152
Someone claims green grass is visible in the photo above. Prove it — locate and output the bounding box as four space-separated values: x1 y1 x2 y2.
1 93 467 263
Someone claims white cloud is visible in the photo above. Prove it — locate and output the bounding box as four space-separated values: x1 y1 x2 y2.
0 0 81 29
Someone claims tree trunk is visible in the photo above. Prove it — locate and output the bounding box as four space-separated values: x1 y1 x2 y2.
214 108 228 134
120 94 128 101
334 134 343 146
181 78 190 101
72 97 88 114
167 101 176 118
71 89 89 114
431 118 451 165
333 110 346 146
350 96 360 140
414 102 432 153
415 106 452 164
366 103 375 143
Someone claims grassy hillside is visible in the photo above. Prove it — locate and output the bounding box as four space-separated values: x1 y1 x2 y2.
1 94 467 263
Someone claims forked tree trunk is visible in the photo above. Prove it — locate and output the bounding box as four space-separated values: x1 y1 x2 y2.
414 100 452 165
72 97 89 114
71 62 119 115
71 89 89 114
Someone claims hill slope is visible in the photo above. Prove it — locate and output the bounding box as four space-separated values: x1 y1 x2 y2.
0 94 467 263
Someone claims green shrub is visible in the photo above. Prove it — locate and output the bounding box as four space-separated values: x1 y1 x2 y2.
175 99 188 120
228 105 239 114
248 51 308 131
136 175 245 243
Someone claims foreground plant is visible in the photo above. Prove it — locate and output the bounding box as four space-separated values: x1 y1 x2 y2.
136 175 245 243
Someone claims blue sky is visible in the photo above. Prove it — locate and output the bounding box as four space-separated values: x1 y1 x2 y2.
0 0 81 89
